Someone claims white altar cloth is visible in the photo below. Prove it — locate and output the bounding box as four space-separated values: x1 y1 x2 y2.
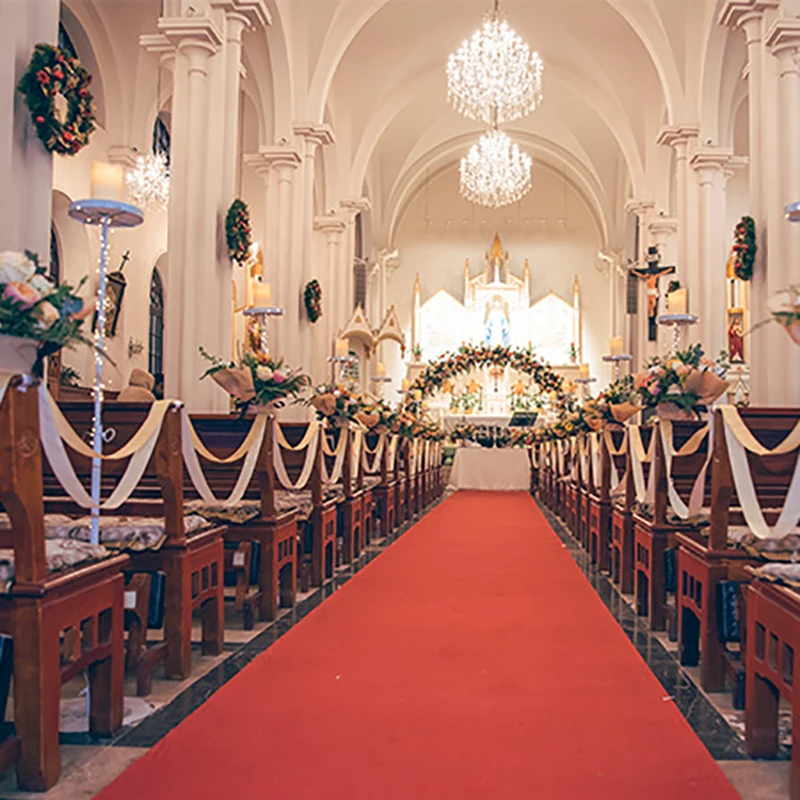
442 414 512 433
448 447 531 492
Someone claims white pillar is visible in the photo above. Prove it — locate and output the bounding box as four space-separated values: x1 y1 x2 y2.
314 215 346 382
0 0 59 257
625 200 655 366
648 218 680 354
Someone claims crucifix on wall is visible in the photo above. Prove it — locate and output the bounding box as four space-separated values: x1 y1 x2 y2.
629 246 676 341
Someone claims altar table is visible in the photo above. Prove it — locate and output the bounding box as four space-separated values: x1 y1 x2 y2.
442 414 512 433
448 447 531 492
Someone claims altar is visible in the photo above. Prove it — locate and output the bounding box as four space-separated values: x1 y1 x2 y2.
448 447 531 492
442 413 511 433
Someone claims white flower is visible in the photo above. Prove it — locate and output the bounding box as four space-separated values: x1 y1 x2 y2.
666 384 682 396
34 301 59 329
256 365 273 382
29 273 54 297
768 286 800 316
0 252 36 286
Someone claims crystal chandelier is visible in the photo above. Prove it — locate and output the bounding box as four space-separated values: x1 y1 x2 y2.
446 0 543 126
126 151 169 211
460 129 532 209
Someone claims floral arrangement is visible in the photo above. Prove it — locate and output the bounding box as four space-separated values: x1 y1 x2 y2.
309 384 370 427
766 285 800 345
732 216 757 281
408 343 563 402
411 344 423 362
0 250 93 375
633 344 729 419
582 376 642 429
450 388 481 414
568 342 580 363
199 346 309 413
303 279 322 323
17 43 96 156
508 379 544 413
225 200 252 264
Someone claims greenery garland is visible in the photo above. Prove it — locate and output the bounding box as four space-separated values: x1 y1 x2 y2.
225 199 252 264
732 216 756 281
304 279 322 322
17 43 96 156
409 343 564 402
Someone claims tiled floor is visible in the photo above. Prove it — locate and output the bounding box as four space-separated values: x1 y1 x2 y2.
0 493 792 798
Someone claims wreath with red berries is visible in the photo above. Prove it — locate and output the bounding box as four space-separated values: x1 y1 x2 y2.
304 279 323 323
732 215 757 281
225 199 252 264
17 43 96 156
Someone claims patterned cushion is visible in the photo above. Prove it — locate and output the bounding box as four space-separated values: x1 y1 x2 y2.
752 562 800 589
186 500 261 526
364 475 381 490
728 525 800 560
0 539 111 593
275 490 312 521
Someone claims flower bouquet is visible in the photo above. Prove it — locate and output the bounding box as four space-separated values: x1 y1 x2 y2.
200 346 309 413
583 375 642 429
633 344 728 420
308 384 376 428
0 250 93 376
767 285 800 345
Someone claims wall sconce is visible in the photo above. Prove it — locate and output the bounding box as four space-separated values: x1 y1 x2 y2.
128 337 144 358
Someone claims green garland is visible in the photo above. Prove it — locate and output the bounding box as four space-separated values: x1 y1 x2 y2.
304 279 322 322
225 199 252 264
732 216 756 281
17 43 96 156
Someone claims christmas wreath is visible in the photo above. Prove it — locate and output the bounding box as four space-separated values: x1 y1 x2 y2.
304 279 323 323
225 199 252 264
732 216 757 281
17 43 96 156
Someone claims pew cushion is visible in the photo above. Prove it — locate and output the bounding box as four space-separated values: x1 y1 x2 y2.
187 501 261 526
364 475 381 490
275 490 312 521
751 563 800 590
0 539 111 592
728 525 800 560
43 514 208 552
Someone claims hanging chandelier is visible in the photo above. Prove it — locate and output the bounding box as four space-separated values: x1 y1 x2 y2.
126 151 169 211
446 0 543 126
460 128 532 209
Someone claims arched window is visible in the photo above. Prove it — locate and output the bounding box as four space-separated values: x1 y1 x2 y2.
148 268 164 378
49 223 61 286
58 21 77 59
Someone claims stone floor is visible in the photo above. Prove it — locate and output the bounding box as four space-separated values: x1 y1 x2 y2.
0 493 792 798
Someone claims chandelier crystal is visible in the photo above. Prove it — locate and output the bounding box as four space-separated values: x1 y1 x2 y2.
460 129 532 209
446 0 543 126
126 152 169 211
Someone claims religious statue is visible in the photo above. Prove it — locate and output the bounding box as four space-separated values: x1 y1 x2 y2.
728 316 745 363
629 246 676 342
484 295 510 347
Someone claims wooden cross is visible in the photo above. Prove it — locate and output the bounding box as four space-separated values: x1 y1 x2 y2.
629 246 676 341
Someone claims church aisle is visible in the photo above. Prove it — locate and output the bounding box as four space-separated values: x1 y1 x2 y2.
98 492 739 800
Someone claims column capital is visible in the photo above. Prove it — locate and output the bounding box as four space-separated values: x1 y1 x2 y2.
624 199 655 219
690 148 734 174
718 1 778 29
766 18 800 61
209 0 271 29
139 33 175 55
293 123 336 149
314 215 347 241
340 197 371 218
647 217 679 241
108 145 138 169
656 124 699 149
255 145 302 172
157 17 224 52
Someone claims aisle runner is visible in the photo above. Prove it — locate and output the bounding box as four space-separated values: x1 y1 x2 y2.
99 493 739 800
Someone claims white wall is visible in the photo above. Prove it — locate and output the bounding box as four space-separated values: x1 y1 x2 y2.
386 163 610 391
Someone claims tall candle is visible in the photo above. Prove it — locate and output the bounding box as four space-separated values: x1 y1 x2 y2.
668 287 687 315
579 363 590 379
413 389 422 401
335 338 348 358
401 379 410 391
91 162 123 201
376 362 386 378
610 336 623 357
253 281 272 308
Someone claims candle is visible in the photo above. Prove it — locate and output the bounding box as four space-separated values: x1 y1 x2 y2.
91 162 123 201
413 389 422 401
253 281 272 308
335 338 348 358
376 362 386 378
401 379 410 391
610 336 623 357
579 363 590 379
668 287 687 315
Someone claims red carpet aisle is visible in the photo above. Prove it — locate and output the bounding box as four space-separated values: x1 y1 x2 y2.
99 493 739 800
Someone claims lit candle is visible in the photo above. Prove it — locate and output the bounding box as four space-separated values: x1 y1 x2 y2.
579 363 590 379
335 338 348 358
401 379 410 391
376 362 386 378
413 389 422 401
253 281 272 308
668 287 688 315
610 336 623 357
91 162 123 202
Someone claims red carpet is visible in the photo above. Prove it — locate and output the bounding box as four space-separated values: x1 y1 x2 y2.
99 492 739 799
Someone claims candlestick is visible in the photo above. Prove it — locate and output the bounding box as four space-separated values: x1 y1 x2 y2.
657 313 699 354
253 280 272 308
91 162 124 202
602 353 633 382
335 338 349 358
243 305 284 355
609 336 623 357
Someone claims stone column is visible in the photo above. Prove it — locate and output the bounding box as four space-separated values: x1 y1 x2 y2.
157 17 223 410
339 197 371 332
766 20 800 402
648 218 679 354
0 0 59 258
314 215 346 382
625 200 655 366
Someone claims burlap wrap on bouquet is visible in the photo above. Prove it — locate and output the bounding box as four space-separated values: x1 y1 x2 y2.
656 402 698 421
684 369 728 406
310 393 337 416
610 402 643 423
211 367 255 402
354 411 379 429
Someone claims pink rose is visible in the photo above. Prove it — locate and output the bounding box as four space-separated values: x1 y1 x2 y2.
4 281 41 309
633 372 647 390
272 372 285 384
648 383 660 396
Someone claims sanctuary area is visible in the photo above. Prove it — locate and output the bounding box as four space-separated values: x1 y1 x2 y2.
0 1 799 798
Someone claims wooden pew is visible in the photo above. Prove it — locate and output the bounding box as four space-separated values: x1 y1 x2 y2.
329 425 364 565
0 378 128 791
633 419 708 634
587 431 612 571
607 426 635 593
575 435 593 549
370 430 397 539
47 402 225 683
676 408 800 695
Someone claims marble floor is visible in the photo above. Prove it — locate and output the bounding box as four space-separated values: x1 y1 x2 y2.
0 494 792 798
